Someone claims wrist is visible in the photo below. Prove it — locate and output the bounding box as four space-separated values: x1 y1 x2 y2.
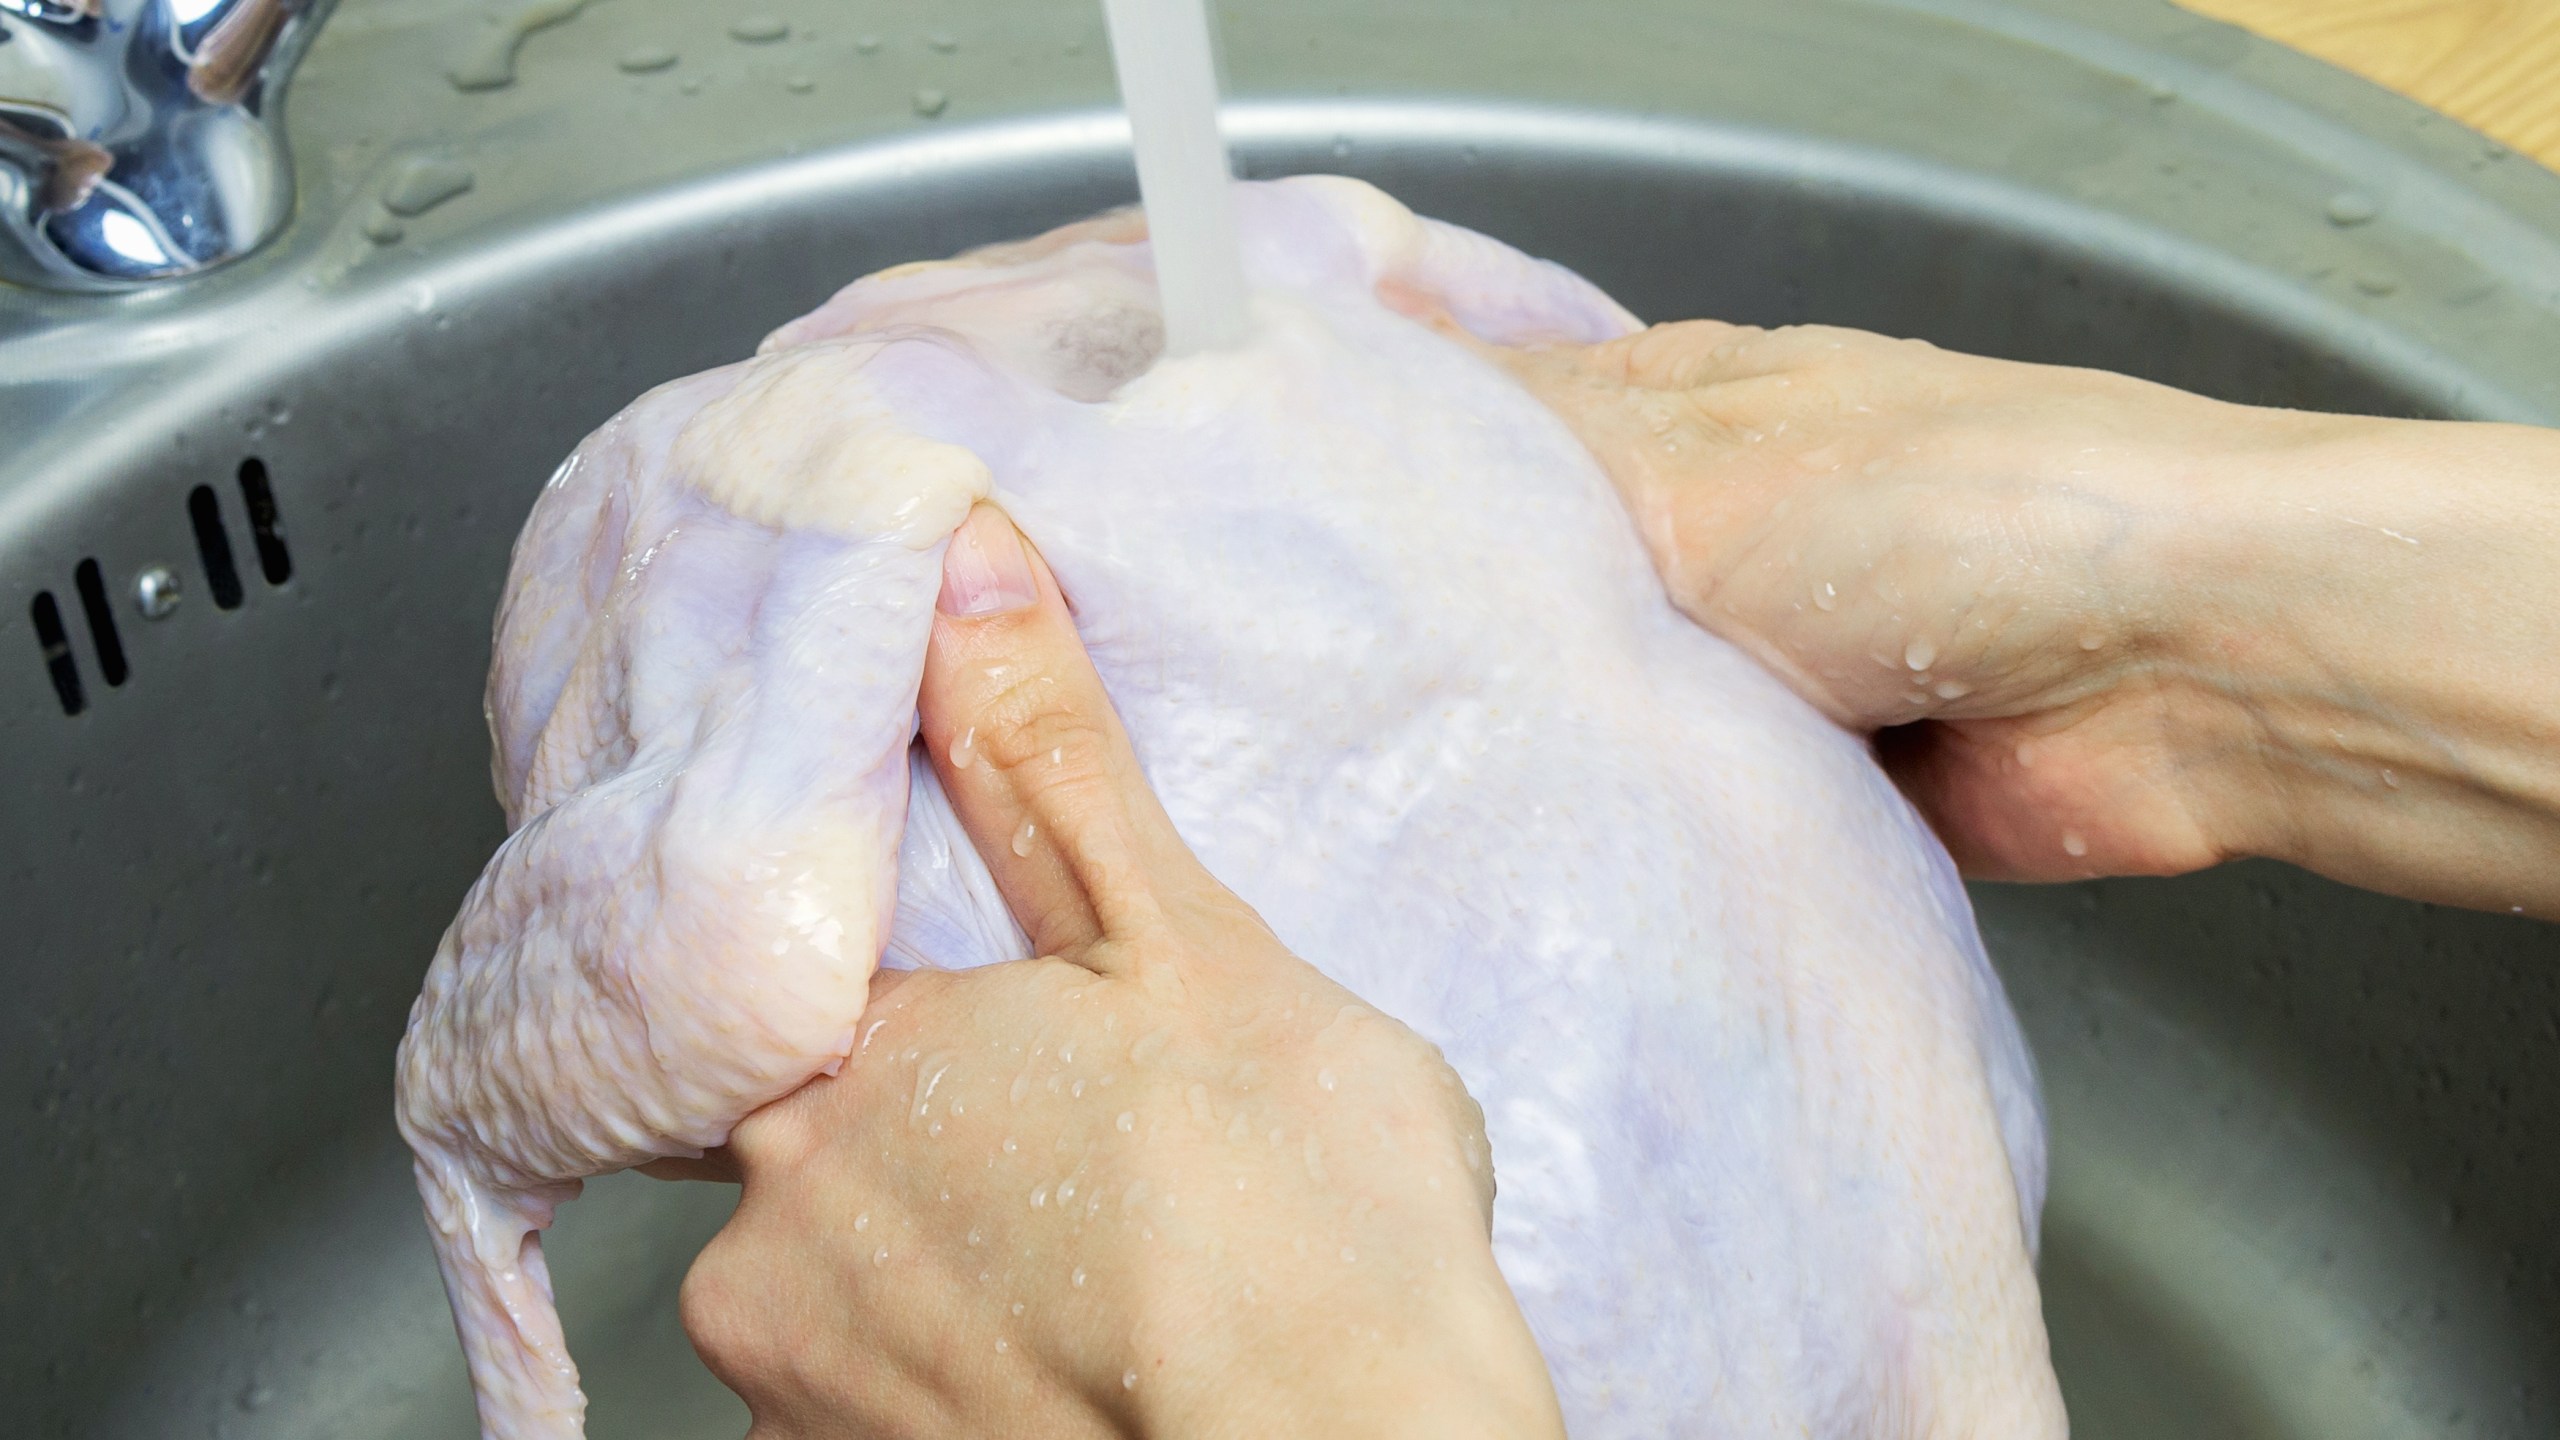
2143 410 2560 910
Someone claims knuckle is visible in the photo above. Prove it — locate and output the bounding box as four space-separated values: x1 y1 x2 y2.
981 699 1117 785
678 1237 758 1380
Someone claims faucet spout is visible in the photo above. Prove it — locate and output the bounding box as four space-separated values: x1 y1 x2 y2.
1 0 338 290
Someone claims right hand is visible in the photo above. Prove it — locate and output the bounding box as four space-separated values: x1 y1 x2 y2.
1475 319 2560 917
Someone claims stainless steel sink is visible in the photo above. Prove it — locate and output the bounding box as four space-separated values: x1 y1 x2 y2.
6 1 2557 1436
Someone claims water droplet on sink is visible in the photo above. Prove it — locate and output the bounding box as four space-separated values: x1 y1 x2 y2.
617 45 677 73
2326 190 2380 227
913 87 949 118
363 212 406 246
729 14 789 43
447 0 595 91
382 158 475 218
786 73 814 93
927 30 958 52
856 33 882 53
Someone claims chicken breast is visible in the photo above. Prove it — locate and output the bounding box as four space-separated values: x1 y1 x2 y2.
395 175 2063 1439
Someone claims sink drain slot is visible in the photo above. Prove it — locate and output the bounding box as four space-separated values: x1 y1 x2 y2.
72 557 128 688
188 483 245 611
237 458 292 586
28 590 83 716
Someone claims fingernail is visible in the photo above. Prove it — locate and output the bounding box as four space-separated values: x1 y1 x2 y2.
938 507 1038 617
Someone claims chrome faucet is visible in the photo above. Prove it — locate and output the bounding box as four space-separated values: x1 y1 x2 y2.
1 0 336 290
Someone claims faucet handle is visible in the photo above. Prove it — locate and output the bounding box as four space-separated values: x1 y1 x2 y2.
1 0 339 290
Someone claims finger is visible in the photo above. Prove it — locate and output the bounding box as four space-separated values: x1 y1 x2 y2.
919 503 1208 962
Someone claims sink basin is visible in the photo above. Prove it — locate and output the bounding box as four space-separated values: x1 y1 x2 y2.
6 2 2557 1436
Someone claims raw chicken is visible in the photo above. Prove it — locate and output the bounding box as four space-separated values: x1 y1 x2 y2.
396 176 2064 1439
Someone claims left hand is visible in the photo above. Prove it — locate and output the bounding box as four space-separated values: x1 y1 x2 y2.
665 504 1566 1440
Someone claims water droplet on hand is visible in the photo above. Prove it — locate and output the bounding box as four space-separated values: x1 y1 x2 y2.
1115 1110 1136 1133
2062 831 2090 858
1012 821 1037 857
1903 637 1937 671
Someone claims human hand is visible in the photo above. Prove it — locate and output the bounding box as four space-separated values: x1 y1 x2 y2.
1465 318 2560 915
670 504 1567 1440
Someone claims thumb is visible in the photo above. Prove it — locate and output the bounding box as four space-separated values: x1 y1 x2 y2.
918 503 1205 962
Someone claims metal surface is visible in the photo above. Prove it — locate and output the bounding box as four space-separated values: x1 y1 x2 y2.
2 1 2557 1437
0 0 336 288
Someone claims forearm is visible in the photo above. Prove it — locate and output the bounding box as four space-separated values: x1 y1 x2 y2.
2166 414 2560 917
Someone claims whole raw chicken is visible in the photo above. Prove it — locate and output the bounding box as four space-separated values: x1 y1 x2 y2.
395 176 2063 1439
